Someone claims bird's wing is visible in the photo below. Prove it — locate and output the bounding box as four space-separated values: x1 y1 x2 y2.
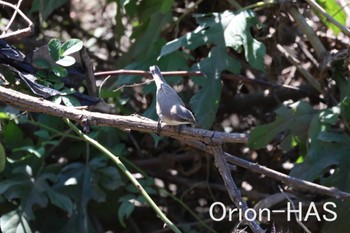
170 105 196 123
159 84 186 106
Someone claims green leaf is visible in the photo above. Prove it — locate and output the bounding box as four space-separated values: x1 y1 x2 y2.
36 70 47 79
55 158 122 231
159 10 265 71
118 195 136 227
248 101 315 150
60 88 75 95
46 188 73 214
0 168 55 219
52 96 62 104
157 10 266 129
0 209 32 233
130 13 171 62
315 0 346 35
96 166 123 190
34 129 50 139
0 112 13 120
51 65 68 77
48 39 61 61
159 0 173 13
61 96 80 107
47 73 61 82
223 10 266 71
13 146 45 158
0 143 6 172
56 55 76 67
3 121 24 149
290 108 350 192
60 39 83 57
29 0 69 21
33 58 51 69
190 46 241 129
53 82 65 90
341 96 350 122
190 76 221 129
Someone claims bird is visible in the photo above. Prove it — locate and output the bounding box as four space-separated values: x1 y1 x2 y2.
149 65 196 127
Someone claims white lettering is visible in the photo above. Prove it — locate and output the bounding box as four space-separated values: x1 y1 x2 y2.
323 202 337 221
304 202 321 221
287 202 302 221
209 202 226 221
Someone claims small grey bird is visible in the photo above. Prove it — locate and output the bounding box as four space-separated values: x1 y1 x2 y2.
149 65 196 126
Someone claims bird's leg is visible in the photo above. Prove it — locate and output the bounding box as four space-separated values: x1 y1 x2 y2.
157 119 161 135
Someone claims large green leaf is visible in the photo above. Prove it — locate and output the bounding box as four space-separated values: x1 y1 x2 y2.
290 107 350 190
123 5 172 67
118 194 137 227
223 11 266 71
315 0 346 35
3 121 24 149
54 157 123 232
48 39 62 61
289 109 350 233
190 46 241 128
248 101 316 150
0 166 58 220
158 10 265 128
159 10 265 71
46 188 74 214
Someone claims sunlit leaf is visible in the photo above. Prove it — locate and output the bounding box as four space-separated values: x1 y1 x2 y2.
0 209 32 233
56 56 76 67
60 39 83 57
315 0 346 35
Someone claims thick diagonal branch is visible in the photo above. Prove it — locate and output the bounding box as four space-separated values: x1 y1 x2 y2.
209 145 265 233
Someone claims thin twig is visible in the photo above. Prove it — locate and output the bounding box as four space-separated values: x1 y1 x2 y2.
181 139 350 199
276 44 326 96
0 0 33 39
225 153 350 199
174 0 204 37
2 0 23 35
278 186 311 233
94 69 204 78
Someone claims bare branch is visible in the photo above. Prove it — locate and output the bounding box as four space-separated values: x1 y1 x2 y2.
225 153 350 199
94 69 204 78
0 86 248 145
182 139 350 199
209 145 265 233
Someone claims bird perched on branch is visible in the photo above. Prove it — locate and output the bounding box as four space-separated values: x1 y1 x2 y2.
149 65 196 127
